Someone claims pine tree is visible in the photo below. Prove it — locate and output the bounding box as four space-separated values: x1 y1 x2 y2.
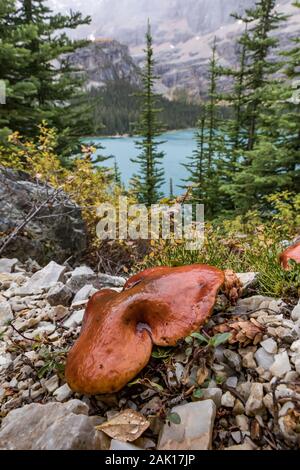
221 0 289 212
233 0 287 151
113 157 122 186
182 38 226 218
0 0 96 157
130 21 165 206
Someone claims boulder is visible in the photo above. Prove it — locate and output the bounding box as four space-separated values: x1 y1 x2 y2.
16 261 66 295
158 400 216 450
0 301 13 326
0 167 86 264
46 282 73 306
0 400 105 450
0 258 18 274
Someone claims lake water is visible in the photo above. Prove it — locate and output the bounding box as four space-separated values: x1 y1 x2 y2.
88 129 197 196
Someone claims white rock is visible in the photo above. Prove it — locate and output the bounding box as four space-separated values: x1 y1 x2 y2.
44 375 59 394
245 383 264 416
261 338 277 354
279 401 295 417
294 357 300 374
235 414 249 432
0 258 18 274
0 400 105 450
0 301 13 326
63 310 85 328
291 300 300 322
226 376 238 388
66 267 97 293
71 266 95 277
236 272 258 290
254 347 274 370
26 322 56 338
16 262 66 295
290 339 300 354
0 352 12 371
221 391 235 408
158 400 216 450
98 273 126 287
72 284 97 306
53 383 72 402
270 351 291 378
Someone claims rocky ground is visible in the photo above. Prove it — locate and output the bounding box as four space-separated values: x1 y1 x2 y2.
0 257 299 450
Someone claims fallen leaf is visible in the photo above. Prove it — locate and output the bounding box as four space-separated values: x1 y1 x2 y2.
196 365 209 385
96 409 150 442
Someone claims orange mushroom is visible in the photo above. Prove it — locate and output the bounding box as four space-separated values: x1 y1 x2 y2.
65 264 224 395
279 241 300 270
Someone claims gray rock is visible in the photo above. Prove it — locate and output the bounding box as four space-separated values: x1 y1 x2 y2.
0 301 13 326
98 273 126 287
66 267 97 293
226 376 238 388
158 400 216 450
290 339 300 354
235 414 249 432
236 272 258 292
110 440 142 450
245 383 264 416
260 338 277 354
43 375 59 394
63 309 85 328
0 400 105 449
0 168 87 264
237 295 284 314
46 282 73 306
254 347 274 370
270 351 291 378
291 300 300 322
16 261 66 295
201 388 222 408
53 383 73 402
221 391 235 408
72 284 97 306
242 352 257 369
0 258 18 274
224 349 241 371
26 322 56 338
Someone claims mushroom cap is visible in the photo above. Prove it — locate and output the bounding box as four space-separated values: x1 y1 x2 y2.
279 241 300 270
65 264 224 395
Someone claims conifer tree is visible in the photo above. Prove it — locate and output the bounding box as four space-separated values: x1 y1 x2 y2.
233 0 287 151
221 0 289 212
182 38 226 218
130 21 165 206
0 0 95 157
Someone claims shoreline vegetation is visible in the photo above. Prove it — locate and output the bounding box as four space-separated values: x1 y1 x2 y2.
83 127 196 140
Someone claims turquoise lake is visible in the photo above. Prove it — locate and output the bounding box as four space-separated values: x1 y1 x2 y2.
88 129 197 196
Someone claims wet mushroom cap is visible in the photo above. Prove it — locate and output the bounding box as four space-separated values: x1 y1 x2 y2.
279 241 300 270
65 264 224 395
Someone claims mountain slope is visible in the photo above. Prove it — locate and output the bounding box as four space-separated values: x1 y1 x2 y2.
50 0 300 98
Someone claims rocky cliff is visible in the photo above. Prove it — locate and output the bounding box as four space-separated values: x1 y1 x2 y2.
66 39 141 90
50 0 299 99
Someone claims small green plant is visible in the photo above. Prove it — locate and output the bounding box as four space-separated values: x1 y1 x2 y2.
37 347 67 379
189 332 232 348
167 412 181 425
151 347 174 359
